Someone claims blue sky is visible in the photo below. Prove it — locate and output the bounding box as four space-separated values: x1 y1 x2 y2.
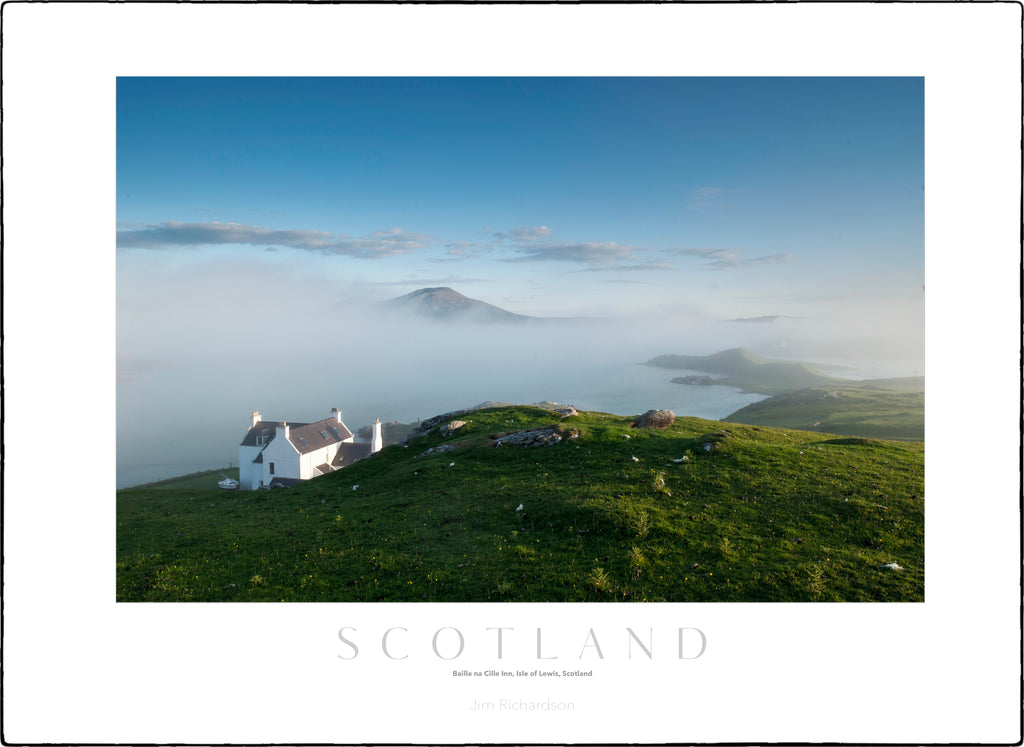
117 76 923 324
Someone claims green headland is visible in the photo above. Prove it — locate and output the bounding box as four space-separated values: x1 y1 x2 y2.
648 348 924 440
117 405 923 603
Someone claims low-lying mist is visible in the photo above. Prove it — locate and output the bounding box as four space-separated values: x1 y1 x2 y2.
116 258 923 486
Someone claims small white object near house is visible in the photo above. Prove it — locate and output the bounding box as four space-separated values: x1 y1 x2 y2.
238 408 384 490
516 504 524 512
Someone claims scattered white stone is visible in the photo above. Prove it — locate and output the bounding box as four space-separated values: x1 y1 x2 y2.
703 443 713 453
673 456 688 463
624 434 631 439
880 562 903 571
516 504 524 512
352 485 359 491
449 462 455 468
631 456 640 462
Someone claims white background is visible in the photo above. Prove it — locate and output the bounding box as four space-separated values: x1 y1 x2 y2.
3 4 1020 744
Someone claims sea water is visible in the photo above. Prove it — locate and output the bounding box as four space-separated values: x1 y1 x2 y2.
116 355 766 488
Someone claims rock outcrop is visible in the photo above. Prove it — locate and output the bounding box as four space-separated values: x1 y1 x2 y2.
632 409 676 429
492 427 565 447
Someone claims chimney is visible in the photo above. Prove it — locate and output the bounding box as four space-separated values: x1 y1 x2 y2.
331 407 343 423
251 411 261 428
279 421 290 441
371 417 383 454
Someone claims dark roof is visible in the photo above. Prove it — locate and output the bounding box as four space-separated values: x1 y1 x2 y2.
287 417 354 455
332 442 373 468
240 421 308 447
314 463 334 476
268 477 301 489
240 415 353 452
252 452 263 464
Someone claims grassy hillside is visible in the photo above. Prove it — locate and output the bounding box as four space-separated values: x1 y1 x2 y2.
117 406 923 603
724 387 924 441
646 348 840 394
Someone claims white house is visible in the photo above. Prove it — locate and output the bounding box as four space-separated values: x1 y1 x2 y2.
239 408 383 490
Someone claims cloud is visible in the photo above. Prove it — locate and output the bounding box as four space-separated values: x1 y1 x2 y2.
433 241 494 261
486 225 653 269
507 225 552 241
492 225 552 243
670 247 793 270
116 220 431 258
505 241 637 266
366 228 435 243
581 260 676 273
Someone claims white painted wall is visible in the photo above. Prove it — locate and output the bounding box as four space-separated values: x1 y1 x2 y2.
260 424 301 483
238 444 263 490
371 418 383 453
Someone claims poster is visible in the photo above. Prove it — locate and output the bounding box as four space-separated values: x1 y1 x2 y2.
3 4 1020 744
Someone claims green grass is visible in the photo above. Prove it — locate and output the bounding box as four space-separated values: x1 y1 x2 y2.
117 406 923 603
724 387 924 441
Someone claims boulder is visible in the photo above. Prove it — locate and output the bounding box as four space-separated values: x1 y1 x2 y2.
441 420 467 437
632 409 676 429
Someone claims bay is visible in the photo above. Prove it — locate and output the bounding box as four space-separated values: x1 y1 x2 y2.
116 353 765 488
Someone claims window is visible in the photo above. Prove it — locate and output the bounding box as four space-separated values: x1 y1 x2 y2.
299 436 308 447
269 462 275 475
320 430 330 440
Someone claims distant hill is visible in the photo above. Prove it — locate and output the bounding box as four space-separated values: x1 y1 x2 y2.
646 347 838 394
648 348 769 371
723 386 924 441
117 405 923 602
384 287 532 322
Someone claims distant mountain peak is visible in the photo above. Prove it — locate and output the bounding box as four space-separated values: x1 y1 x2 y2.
407 286 455 295
384 287 532 323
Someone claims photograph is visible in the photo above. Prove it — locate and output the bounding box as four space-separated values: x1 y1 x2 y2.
115 76 925 603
